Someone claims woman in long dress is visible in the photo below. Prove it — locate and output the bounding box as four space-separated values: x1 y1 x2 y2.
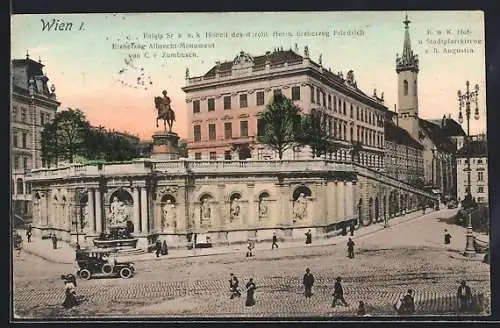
62 274 78 308
245 278 257 306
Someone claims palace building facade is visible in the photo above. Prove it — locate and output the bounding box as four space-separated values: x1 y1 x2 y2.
182 48 387 168
11 55 60 226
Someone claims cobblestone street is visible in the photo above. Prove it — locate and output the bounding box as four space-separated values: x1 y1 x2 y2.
13 210 490 318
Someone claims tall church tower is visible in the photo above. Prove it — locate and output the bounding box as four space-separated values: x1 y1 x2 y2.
396 15 420 140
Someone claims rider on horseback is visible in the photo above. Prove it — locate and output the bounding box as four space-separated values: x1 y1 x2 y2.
154 90 176 132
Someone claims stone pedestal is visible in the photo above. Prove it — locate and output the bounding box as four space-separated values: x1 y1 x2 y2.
151 131 180 160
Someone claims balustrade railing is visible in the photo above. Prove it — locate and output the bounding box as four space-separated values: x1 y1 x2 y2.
24 159 435 199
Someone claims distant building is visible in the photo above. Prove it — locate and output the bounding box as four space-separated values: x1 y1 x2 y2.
456 139 488 204
182 48 387 167
11 54 60 225
384 113 424 185
393 16 465 201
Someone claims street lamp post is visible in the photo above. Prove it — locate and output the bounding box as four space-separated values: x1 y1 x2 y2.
457 80 480 257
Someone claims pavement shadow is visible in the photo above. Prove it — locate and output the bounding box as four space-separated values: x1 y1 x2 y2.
437 214 458 226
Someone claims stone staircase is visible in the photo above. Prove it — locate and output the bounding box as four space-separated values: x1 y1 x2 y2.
117 248 146 257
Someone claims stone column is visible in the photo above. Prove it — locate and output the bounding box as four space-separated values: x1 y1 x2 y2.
216 184 226 228
95 188 103 234
277 183 290 227
140 187 148 234
155 199 162 233
345 181 354 220
336 181 345 222
246 184 256 228
315 182 326 225
87 189 95 234
176 186 186 231
32 199 39 226
133 187 140 235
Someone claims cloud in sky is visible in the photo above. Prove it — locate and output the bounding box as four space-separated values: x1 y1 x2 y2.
11 11 487 139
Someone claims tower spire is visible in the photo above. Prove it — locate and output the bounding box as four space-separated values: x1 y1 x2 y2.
396 13 419 73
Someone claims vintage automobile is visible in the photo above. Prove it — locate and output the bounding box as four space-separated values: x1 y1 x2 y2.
75 248 135 280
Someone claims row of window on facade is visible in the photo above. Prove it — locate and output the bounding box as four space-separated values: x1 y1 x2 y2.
12 130 42 149
457 158 487 165
192 118 384 148
13 155 30 171
12 178 31 195
12 105 52 126
192 85 383 129
310 86 383 128
192 88 293 113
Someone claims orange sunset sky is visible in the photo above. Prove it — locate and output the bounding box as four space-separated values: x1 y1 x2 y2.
11 11 487 140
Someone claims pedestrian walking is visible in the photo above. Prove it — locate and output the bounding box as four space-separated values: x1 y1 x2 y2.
331 277 348 307
15 235 23 257
347 238 355 259
303 268 315 298
161 240 168 255
457 280 472 312
155 240 162 257
245 278 257 306
357 301 366 316
246 240 254 257
51 234 58 250
444 229 452 245
61 274 78 309
349 223 355 236
305 229 312 245
271 232 279 250
394 289 415 315
229 273 241 299
26 229 32 243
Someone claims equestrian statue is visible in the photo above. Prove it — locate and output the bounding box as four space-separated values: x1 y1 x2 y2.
154 90 176 132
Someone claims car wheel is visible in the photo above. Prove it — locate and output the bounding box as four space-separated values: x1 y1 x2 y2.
79 269 91 280
119 267 133 279
102 263 113 274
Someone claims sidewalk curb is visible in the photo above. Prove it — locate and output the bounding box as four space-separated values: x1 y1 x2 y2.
20 209 457 265
22 247 75 265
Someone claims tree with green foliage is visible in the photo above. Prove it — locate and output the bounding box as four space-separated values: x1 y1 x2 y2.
41 109 140 166
257 95 302 160
298 110 339 158
40 108 90 166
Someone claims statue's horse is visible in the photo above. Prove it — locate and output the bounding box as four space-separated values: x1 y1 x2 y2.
154 91 176 132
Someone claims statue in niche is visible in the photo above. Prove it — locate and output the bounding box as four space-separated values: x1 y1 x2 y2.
258 197 269 219
230 196 241 222
161 199 176 231
109 196 128 227
293 193 308 222
200 198 211 225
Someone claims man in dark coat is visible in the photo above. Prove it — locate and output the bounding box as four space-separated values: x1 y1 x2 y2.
245 278 257 306
331 277 348 307
305 229 312 244
444 229 452 244
395 289 415 315
347 238 355 259
26 229 32 243
51 234 58 249
272 232 279 250
349 223 355 236
457 281 472 311
229 273 241 299
155 240 162 257
303 268 315 298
